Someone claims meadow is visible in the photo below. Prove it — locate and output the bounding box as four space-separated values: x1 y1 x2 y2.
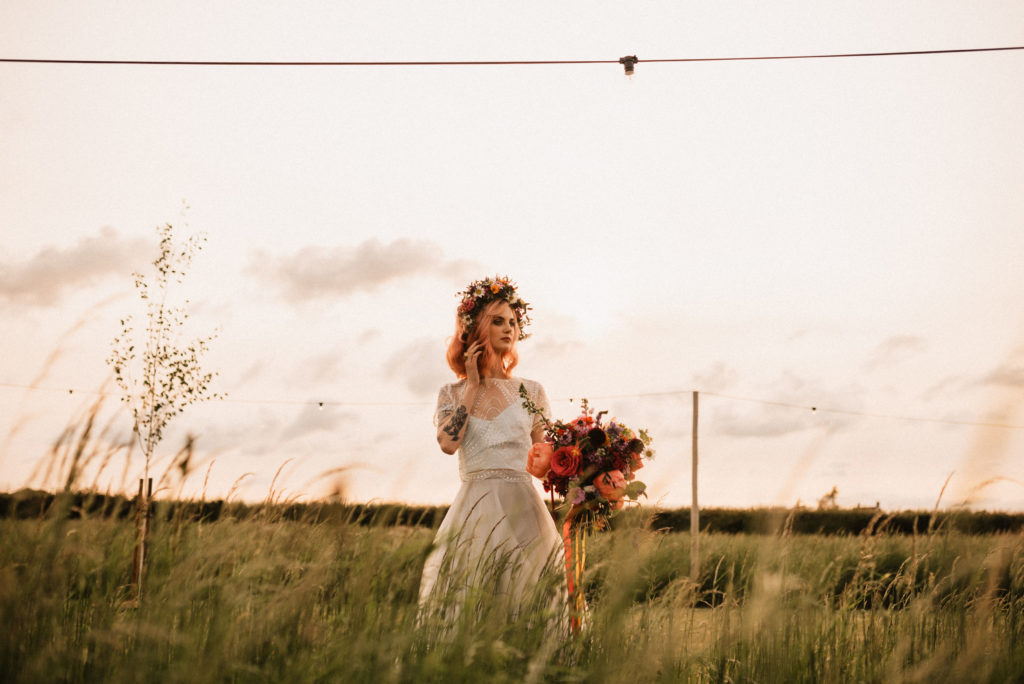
2 494 1022 683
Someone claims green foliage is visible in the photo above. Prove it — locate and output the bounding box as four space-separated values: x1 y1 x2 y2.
107 222 222 477
624 481 647 501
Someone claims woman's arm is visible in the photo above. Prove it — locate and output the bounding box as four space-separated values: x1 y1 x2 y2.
528 379 550 445
436 383 479 454
436 340 483 454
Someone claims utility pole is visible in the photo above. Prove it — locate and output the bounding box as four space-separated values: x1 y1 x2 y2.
691 390 699 584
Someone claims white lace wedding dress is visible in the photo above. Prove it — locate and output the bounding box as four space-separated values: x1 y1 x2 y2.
419 377 563 617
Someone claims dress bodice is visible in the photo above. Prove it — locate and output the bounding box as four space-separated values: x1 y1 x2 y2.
434 377 549 481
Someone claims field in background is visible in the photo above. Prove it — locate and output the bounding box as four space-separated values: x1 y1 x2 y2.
2 494 1022 682
4 489 1024 535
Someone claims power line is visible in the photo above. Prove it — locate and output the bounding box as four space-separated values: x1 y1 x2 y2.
591 389 1024 430
3 380 1024 429
644 45 1024 63
698 391 1024 430
0 382 429 407
1 46 1022 68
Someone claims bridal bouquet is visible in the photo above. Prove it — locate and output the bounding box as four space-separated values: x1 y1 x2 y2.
519 385 653 523
520 384 654 631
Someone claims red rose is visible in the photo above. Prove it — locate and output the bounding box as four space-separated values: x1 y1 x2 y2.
550 446 581 477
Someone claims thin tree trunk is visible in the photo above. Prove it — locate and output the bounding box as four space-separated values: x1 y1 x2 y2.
130 477 153 603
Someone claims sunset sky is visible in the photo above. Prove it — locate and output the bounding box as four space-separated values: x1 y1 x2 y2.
2 1 1023 511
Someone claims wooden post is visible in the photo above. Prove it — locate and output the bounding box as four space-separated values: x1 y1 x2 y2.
691 391 699 584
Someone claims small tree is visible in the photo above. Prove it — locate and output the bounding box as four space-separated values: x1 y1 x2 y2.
107 222 222 599
108 222 222 479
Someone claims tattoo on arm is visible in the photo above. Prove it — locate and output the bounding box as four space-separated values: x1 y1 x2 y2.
442 405 468 440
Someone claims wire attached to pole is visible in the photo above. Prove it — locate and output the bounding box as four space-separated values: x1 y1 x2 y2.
1 46 1021 68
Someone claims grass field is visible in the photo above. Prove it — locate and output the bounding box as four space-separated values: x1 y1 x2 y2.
2 496 1022 683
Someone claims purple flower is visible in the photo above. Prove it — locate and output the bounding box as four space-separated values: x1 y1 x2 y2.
569 487 587 505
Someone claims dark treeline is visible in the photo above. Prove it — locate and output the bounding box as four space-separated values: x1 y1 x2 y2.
646 506 1024 536
3 489 1023 535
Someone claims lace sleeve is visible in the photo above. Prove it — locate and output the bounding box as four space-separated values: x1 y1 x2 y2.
529 381 551 431
433 383 459 427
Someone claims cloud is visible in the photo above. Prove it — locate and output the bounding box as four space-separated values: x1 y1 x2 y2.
0 227 148 306
691 362 740 392
531 335 583 359
711 404 820 438
929 351 1024 397
706 370 859 438
383 337 451 398
357 328 381 345
280 405 357 442
252 238 478 301
191 413 284 457
977 361 1024 389
235 361 266 387
922 374 963 402
295 350 346 385
865 335 926 371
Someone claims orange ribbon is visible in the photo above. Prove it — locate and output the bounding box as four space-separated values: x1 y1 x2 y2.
563 513 587 632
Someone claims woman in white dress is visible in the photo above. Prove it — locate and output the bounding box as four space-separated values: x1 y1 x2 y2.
419 277 563 620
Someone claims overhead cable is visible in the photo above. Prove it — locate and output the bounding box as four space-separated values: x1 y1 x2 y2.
2 45 1023 69
3 381 1023 429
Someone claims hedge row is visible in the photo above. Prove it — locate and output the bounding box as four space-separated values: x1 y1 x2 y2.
644 506 1024 535
2 489 1022 535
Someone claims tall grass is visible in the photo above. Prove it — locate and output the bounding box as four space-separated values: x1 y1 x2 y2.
2 500 1022 683
4 396 1021 681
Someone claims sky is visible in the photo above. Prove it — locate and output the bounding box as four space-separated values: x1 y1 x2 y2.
2 1 1023 511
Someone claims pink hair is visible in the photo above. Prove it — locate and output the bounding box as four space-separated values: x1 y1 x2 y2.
446 299 520 379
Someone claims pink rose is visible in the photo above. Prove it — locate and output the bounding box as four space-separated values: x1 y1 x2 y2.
527 442 553 479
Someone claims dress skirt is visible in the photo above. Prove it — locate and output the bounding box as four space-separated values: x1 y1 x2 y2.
419 469 563 618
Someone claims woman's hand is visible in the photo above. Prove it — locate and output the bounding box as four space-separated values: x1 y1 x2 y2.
463 340 483 387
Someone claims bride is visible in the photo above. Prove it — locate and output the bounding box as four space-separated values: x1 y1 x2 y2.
419 276 563 620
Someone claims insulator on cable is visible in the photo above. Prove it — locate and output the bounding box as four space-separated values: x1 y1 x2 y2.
619 55 638 76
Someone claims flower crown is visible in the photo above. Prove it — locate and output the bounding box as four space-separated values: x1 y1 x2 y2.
456 275 531 341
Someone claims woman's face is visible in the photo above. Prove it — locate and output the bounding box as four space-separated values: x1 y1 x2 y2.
486 301 518 355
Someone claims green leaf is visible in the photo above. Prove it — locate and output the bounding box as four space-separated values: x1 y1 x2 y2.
624 481 647 500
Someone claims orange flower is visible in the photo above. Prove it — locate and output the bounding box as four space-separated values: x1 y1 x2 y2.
490 282 501 293
527 442 554 479
550 446 582 477
594 470 627 502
